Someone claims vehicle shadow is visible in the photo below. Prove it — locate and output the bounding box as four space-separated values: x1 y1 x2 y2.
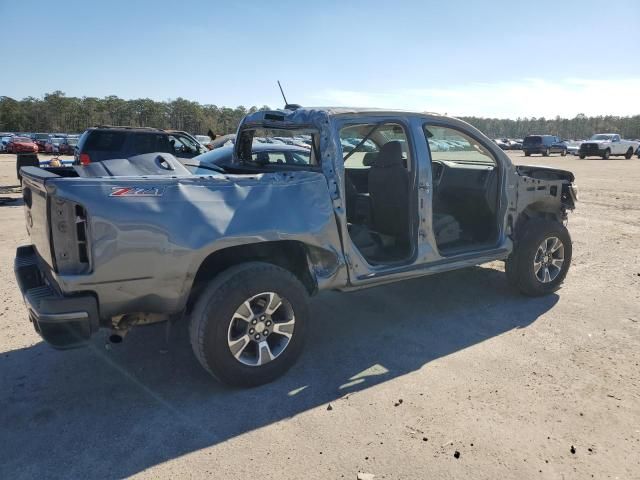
0 185 22 207
0 265 558 479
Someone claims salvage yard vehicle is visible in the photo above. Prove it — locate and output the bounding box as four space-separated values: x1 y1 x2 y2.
58 135 79 155
32 133 50 152
73 126 209 165
183 142 311 173
0 136 12 152
195 134 214 149
7 136 38 153
522 135 567 157
14 107 577 387
578 133 640 159
44 137 64 154
165 130 209 158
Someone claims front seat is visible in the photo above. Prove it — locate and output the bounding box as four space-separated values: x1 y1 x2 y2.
368 141 409 240
255 152 270 164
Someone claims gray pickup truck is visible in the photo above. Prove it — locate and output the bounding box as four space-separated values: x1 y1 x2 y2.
15 107 578 387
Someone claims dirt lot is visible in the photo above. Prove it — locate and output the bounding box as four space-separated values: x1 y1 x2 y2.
0 152 638 479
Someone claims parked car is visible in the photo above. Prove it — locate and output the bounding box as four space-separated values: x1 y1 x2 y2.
578 133 640 159
195 135 214 150
58 136 79 155
73 126 205 165
522 135 567 156
565 141 583 155
494 138 511 150
44 137 65 154
6 136 38 153
1 136 13 152
507 139 523 150
183 143 311 173
32 133 50 152
15 107 577 387
165 130 209 159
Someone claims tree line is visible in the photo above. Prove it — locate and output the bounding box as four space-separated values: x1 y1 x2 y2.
458 114 640 140
0 91 268 136
1 92 639 140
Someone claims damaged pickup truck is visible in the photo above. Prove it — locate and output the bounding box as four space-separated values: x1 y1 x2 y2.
15 107 577 387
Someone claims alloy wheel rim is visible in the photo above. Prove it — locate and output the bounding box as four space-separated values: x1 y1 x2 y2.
533 236 565 283
227 292 295 367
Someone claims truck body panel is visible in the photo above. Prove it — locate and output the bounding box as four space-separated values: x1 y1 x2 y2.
15 108 577 349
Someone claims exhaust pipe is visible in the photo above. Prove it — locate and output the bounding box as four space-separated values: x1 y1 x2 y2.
108 328 128 344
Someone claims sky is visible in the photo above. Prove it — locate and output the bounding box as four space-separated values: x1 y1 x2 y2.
1 0 639 118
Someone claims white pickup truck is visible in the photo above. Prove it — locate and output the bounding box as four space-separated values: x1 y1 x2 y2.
578 133 640 159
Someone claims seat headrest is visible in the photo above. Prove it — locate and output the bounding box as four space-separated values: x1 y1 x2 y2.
374 141 403 168
362 152 378 167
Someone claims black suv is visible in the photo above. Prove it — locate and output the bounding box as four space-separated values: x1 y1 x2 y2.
74 126 208 165
522 135 567 157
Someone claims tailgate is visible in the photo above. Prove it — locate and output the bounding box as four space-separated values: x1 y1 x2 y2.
20 167 58 269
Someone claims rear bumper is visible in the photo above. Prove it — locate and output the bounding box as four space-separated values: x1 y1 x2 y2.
14 245 99 348
523 147 544 154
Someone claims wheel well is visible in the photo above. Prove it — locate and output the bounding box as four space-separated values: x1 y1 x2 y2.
187 241 316 310
513 207 562 240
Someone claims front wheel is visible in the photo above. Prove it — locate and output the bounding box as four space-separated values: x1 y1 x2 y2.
561 149 567 157
189 262 309 387
602 148 610 159
524 151 531 157
543 148 550 157
505 219 572 297
625 148 633 159
579 154 585 159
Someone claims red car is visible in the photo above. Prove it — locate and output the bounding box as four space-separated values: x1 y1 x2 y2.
58 136 79 155
44 137 64 154
7 136 38 154
33 133 50 152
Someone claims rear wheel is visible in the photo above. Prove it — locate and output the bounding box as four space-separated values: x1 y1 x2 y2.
625 148 633 159
189 262 310 387
602 148 610 160
505 219 572 297
561 149 567 157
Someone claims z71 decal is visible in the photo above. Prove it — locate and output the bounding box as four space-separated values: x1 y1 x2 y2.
110 186 165 197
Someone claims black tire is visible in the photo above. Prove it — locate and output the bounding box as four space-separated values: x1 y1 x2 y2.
505 219 572 297
602 148 610 160
625 148 633 159
579 154 585 159
189 261 310 387
543 148 550 157
524 151 531 157
561 149 567 157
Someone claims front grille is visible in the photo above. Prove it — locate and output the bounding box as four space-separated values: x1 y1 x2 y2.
581 143 600 154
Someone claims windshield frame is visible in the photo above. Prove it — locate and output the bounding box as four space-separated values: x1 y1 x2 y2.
590 134 613 141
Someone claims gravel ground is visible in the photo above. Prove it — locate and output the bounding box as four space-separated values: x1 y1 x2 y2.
0 152 638 479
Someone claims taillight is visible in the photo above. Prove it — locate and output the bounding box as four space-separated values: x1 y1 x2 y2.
80 153 91 165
